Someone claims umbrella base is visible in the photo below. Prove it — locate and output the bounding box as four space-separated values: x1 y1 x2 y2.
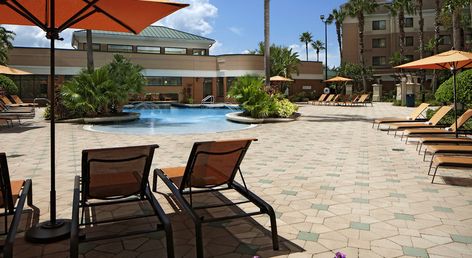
25 219 71 243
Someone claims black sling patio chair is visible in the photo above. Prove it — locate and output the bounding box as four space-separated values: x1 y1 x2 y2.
152 139 279 258
70 145 174 258
0 153 33 258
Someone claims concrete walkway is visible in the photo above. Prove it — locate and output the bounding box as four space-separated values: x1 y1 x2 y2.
1 103 471 257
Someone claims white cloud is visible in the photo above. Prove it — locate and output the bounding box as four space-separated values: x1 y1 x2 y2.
209 40 223 55
156 0 217 36
3 25 75 49
228 26 243 36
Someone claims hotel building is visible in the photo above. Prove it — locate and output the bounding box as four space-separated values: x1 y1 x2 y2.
6 26 324 102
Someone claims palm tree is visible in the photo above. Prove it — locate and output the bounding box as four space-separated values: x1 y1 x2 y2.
264 0 270 87
434 0 441 54
299 32 313 61
0 26 15 65
389 0 415 59
329 7 346 63
311 40 325 62
417 0 424 59
345 0 378 92
443 0 470 50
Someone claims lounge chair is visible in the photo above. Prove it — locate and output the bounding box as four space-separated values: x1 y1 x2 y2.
344 95 361 106
416 137 472 153
10 95 37 107
372 103 430 129
322 94 335 105
0 153 33 258
152 139 279 258
330 94 342 106
311 94 327 105
429 155 472 183
423 144 472 161
388 106 452 136
403 109 472 143
356 94 372 106
0 96 31 108
70 145 174 258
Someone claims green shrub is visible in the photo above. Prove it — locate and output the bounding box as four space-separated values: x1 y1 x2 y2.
435 69 472 105
228 75 297 118
0 75 18 94
426 106 472 130
274 99 298 118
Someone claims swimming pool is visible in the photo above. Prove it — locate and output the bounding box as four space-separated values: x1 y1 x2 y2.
86 106 254 135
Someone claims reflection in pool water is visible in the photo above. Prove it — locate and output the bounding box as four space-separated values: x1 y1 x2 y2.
87 106 254 135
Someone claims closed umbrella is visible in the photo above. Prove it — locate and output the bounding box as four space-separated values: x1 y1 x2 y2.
0 0 188 242
323 76 353 83
270 75 294 82
396 49 472 138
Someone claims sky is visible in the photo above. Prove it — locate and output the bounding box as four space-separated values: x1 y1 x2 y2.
3 0 348 67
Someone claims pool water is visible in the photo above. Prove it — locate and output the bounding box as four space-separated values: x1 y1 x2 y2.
87 107 254 135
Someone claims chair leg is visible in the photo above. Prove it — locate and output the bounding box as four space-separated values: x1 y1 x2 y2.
164 220 175 258
267 207 279 250
432 166 439 183
195 222 204 258
423 149 428 161
27 181 33 207
152 170 158 192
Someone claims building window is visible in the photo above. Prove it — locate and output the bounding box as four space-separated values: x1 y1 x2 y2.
372 38 386 48
372 56 387 66
217 78 224 97
439 35 452 45
192 49 206 56
372 20 386 30
164 47 187 55
405 55 414 62
84 43 101 51
137 46 161 54
107 44 133 52
466 34 472 44
146 77 182 86
9 75 48 99
404 17 414 28
404 36 414 47
226 77 235 92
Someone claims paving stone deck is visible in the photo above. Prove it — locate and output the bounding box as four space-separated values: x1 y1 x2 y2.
1 103 472 257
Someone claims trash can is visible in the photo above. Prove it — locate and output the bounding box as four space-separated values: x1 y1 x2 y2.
406 94 415 107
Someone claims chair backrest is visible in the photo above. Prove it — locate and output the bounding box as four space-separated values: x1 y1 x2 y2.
333 94 341 102
81 144 158 200
409 103 430 119
179 139 256 190
324 94 335 102
0 153 14 213
357 94 369 103
451 109 472 130
318 94 327 101
0 96 13 105
429 106 453 125
11 96 23 104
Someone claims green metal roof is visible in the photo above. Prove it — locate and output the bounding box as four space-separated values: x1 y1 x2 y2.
75 26 215 42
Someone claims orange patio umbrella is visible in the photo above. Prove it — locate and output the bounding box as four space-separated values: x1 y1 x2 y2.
0 64 31 75
396 49 472 138
323 76 353 83
270 75 294 82
0 0 188 242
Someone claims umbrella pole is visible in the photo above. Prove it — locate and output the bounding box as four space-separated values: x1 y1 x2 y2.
25 0 71 243
452 68 458 138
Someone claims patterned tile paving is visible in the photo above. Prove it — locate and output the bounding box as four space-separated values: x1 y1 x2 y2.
1 103 472 257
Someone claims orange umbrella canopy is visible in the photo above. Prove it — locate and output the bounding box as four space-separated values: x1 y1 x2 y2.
270 75 294 82
395 50 472 70
0 0 188 34
0 64 31 75
324 76 353 83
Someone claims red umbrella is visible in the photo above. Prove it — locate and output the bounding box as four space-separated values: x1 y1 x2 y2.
0 0 188 242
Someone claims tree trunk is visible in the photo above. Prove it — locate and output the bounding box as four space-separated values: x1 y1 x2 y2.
336 21 343 62
452 7 461 50
358 14 367 92
86 29 94 72
317 50 320 62
264 0 271 87
418 0 424 59
434 0 440 54
399 9 405 58
305 42 309 61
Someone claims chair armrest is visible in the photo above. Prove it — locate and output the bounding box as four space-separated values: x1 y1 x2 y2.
70 176 81 258
3 179 32 258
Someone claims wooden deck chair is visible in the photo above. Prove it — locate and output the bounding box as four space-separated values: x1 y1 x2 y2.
322 94 335 105
70 145 174 258
312 94 327 105
372 103 430 129
0 153 33 258
428 156 472 183
416 137 472 153
330 94 342 106
423 145 472 161
403 109 472 143
344 95 360 106
10 96 37 107
152 139 279 258
355 94 371 106
0 96 31 108
388 106 452 136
